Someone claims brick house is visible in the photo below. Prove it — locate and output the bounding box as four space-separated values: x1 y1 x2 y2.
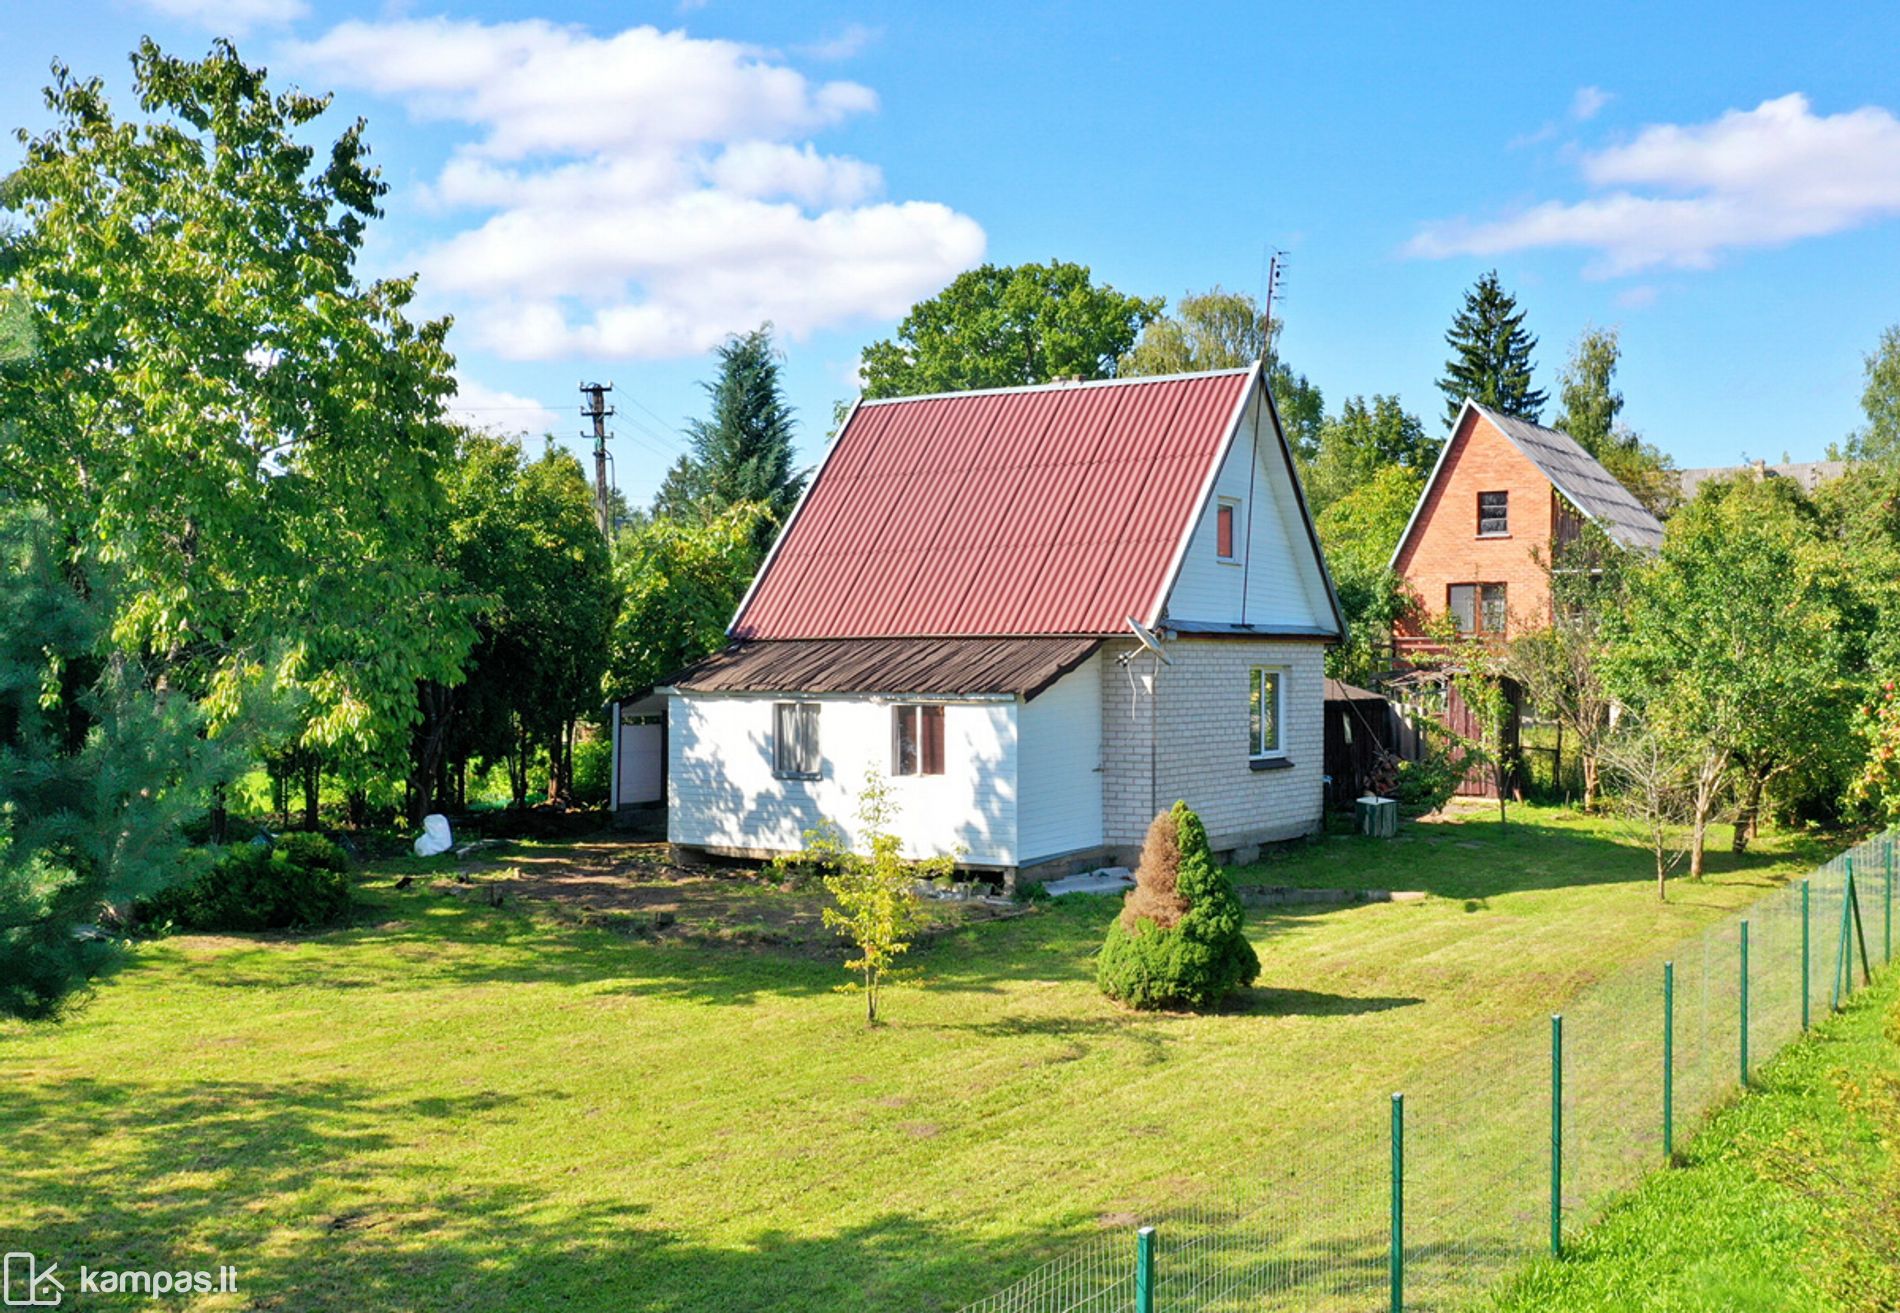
643 364 1345 882
1385 400 1664 796
1390 400 1664 653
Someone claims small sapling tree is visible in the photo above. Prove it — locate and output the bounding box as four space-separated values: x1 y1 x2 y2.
809 770 957 1025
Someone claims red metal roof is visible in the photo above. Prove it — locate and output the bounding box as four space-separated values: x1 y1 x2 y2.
733 370 1253 639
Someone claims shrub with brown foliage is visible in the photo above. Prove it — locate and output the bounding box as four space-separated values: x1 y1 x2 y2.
1120 808 1188 931
1097 801 1259 1010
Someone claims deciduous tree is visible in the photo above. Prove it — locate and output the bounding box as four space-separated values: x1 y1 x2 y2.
1604 476 1854 872
1553 326 1678 518
0 40 471 796
860 261 1162 398
606 502 775 701
1845 325 1900 463
1313 464 1423 683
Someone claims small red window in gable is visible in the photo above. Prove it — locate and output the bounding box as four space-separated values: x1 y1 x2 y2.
1216 502 1237 560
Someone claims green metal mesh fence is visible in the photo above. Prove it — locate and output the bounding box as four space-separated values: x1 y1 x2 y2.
955 831 1897 1313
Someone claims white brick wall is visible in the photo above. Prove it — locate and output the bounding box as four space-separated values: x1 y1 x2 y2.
1099 637 1325 851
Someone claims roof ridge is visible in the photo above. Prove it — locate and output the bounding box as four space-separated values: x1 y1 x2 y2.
855 365 1254 408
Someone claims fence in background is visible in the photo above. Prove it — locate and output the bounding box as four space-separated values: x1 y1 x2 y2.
957 832 1896 1313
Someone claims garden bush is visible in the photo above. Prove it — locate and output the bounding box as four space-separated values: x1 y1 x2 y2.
1097 801 1259 1010
138 834 352 932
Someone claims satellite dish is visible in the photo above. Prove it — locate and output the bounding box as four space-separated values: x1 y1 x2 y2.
1126 616 1172 665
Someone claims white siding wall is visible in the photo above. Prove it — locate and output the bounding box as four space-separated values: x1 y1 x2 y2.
1100 637 1326 851
1016 654 1106 864
668 692 1019 866
1165 391 1333 630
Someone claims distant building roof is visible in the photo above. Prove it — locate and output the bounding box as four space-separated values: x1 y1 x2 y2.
662 636 1103 701
1469 403 1666 551
730 369 1260 639
1676 459 1850 502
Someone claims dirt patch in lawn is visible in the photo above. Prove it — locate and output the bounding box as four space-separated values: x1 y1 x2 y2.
422 835 1027 952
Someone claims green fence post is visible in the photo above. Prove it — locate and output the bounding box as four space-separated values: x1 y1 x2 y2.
1390 1093 1404 1313
1135 1225 1154 1313
1801 881 1811 1032
1550 1014 1563 1258
1837 858 1855 1011
1886 839 1893 966
1739 920 1750 1088
1663 961 1674 1161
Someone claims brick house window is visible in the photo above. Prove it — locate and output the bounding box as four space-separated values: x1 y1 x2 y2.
773 702 820 777
1478 491 1509 536
1448 583 1508 634
1216 500 1239 562
892 704 945 776
1249 668 1284 758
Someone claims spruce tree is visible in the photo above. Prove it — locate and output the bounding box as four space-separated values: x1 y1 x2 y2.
654 325 806 524
1437 270 1547 428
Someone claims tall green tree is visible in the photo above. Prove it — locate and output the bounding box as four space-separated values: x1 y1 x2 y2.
1312 463 1422 683
607 502 775 700
653 325 806 524
0 41 470 792
1845 324 1900 463
1437 270 1547 427
1604 476 1855 872
422 434 616 812
1301 395 1436 515
1117 286 1323 456
1553 326 1678 518
859 260 1162 398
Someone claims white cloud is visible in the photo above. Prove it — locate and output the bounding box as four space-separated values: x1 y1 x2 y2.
288 17 982 361
1570 86 1612 122
799 23 881 61
448 377 563 437
136 0 307 32
1413 94 1900 275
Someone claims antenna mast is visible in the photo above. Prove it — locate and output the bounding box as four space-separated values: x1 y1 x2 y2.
1261 250 1287 365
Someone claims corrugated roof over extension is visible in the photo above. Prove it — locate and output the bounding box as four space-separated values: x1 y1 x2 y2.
664 637 1103 701
1472 403 1666 551
731 369 1255 639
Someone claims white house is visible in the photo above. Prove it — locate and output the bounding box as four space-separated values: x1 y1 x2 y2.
623 363 1344 882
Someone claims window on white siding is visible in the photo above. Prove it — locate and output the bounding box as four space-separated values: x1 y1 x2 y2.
892 704 945 776
1249 668 1284 758
773 702 820 777
1216 499 1240 562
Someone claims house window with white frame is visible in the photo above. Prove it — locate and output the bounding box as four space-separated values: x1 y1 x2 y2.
892 704 945 776
773 702 820 778
1216 498 1240 562
1249 668 1284 760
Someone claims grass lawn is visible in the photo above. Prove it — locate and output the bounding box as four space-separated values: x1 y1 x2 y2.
1486 949 1900 1313
0 805 1842 1311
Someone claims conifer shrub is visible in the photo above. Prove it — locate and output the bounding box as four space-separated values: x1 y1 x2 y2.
138 834 351 932
1097 801 1259 1010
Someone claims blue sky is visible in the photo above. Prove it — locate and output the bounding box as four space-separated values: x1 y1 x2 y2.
6 1 1900 505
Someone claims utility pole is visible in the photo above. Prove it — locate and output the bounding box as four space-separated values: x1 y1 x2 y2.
579 381 615 540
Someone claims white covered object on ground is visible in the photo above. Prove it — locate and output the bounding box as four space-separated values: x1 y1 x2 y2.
414 814 453 857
